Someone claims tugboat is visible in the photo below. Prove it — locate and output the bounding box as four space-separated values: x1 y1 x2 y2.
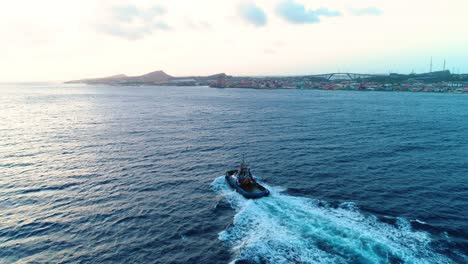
225 159 269 199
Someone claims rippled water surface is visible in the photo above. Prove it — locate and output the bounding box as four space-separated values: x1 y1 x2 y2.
0 84 467 263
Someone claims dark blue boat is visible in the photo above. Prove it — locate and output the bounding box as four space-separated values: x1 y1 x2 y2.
225 160 269 199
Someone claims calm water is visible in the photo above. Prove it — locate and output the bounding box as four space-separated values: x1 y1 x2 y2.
0 84 467 263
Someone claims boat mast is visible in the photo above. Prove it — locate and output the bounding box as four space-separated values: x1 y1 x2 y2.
240 154 249 170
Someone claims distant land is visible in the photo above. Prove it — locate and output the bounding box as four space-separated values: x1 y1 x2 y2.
66 69 468 93
66 70 228 86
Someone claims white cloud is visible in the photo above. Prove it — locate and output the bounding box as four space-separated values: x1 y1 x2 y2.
238 2 268 27
350 7 383 16
276 0 341 24
96 4 170 40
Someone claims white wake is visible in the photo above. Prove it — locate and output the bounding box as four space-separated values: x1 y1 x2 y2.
211 176 453 264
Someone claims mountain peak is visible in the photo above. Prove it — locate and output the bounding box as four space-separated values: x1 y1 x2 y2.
141 70 171 77
138 70 173 82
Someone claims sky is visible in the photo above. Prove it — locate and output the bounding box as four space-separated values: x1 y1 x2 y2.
1 0 468 82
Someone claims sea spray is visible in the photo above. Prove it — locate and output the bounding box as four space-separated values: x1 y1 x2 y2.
211 176 453 264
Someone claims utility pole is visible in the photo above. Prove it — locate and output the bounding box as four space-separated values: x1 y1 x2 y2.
430 56 433 73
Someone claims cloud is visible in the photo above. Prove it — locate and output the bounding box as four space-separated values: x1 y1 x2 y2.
350 7 383 16
153 21 170 30
263 48 276 55
98 4 170 40
150 6 167 16
112 5 140 23
185 17 212 30
276 0 341 24
238 2 267 27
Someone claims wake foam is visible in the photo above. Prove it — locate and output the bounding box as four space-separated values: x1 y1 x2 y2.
211 176 454 264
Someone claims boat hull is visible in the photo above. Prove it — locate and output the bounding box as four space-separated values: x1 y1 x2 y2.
225 173 270 199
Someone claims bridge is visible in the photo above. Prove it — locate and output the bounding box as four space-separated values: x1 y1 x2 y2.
309 73 385 81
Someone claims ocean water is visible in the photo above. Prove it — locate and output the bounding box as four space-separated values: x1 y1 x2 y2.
0 84 467 263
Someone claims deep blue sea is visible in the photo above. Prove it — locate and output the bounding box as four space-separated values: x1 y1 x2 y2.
0 84 467 263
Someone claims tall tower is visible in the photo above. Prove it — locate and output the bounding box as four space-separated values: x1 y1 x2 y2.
430 56 433 73
443 59 446 71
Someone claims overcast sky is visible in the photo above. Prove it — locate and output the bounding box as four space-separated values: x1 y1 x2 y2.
1 0 467 81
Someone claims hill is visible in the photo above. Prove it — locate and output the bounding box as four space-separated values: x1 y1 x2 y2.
65 70 227 86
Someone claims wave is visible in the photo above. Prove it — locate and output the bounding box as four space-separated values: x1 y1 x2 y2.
211 176 454 264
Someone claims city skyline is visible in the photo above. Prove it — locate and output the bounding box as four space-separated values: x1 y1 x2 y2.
1 0 468 82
